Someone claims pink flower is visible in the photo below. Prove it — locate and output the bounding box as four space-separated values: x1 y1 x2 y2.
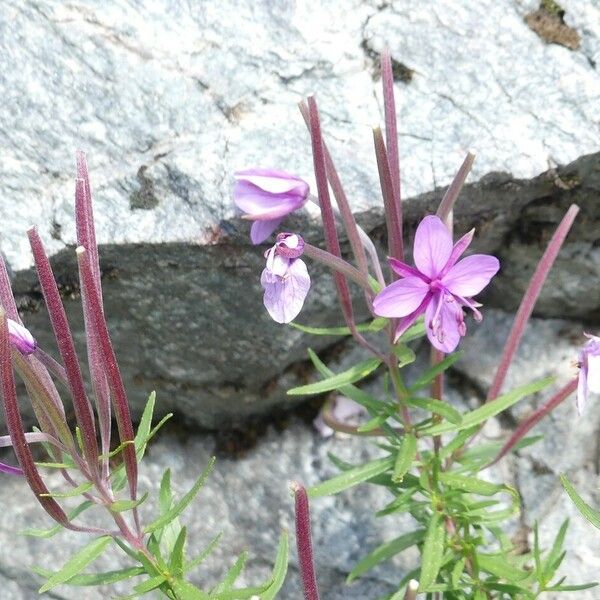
261 233 311 323
7 319 36 355
576 333 600 415
373 216 499 352
234 169 310 245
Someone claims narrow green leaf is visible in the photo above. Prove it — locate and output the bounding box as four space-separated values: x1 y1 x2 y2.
40 481 93 498
261 530 289 600
356 413 389 433
170 579 209 599
110 491 149 513
543 519 569 583
410 353 462 391
347 529 425 583
23 500 94 538
159 469 173 513
186 532 223 572
169 527 187 578
35 461 76 469
288 357 381 396
307 349 381 411
407 397 462 425
145 457 216 533
33 566 144 586
418 513 445 592
392 434 417 483
478 553 529 582
393 344 416 368
290 317 388 336
547 582 599 592
438 473 509 497
421 377 554 436
38 536 113 592
212 552 248 593
375 487 418 517
308 456 394 498
560 475 600 529
451 557 466 587
133 574 168 593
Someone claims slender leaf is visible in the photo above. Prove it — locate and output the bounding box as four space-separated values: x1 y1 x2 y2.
290 318 387 336
421 377 554 436
478 553 529 582
547 582 599 592
111 491 149 512
347 529 425 583
288 357 381 396
133 574 168 593
392 434 417 483
171 579 209 599
145 457 216 533
23 500 93 538
33 566 144 586
308 349 381 411
38 536 112 592
169 527 187 578
418 513 445 592
40 481 93 498
308 456 394 498
560 475 600 529
261 530 289 600
408 397 462 425
410 353 462 391
212 552 248 593
543 519 569 583
438 473 511 497
186 532 223 572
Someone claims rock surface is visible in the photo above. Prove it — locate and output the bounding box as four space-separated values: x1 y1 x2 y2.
0 0 598 427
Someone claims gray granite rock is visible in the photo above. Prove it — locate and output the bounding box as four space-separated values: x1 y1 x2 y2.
1 0 599 428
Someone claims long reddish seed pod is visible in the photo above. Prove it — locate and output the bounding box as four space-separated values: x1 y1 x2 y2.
75 174 112 482
292 482 320 600
487 204 579 400
306 96 356 330
0 309 73 528
76 247 138 505
373 127 404 268
27 228 99 474
381 50 404 261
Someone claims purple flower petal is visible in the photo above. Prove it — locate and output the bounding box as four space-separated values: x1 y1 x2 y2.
413 215 453 279
393 302 428 343
7 319 36 355
578 334 600 413
234 181 307 220
251 218 283 245
235 169 309 195
373 276 429 318
261 258 311 323
0 461 23 476
388 258 428 281
577 354 589 415
442 254 500 296
425 292 464 352
440 228 474 275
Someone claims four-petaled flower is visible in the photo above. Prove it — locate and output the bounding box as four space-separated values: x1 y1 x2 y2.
576 333 600 415
261 233 311 324
8 318 36 355
234 169 310 244
373 215 500 352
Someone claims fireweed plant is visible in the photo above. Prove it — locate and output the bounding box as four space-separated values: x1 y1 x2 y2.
237 51 598 598
0 153 288 598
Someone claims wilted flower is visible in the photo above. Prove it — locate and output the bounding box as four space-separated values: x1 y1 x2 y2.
261 233 310 323
373 215 499 352
7 318 36 355
576 333 600 415
234 169 310 244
